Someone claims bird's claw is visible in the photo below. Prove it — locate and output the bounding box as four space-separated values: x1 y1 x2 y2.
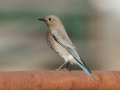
55 68 70 71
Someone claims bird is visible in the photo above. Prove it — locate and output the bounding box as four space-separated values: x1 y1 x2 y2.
38 15 95 81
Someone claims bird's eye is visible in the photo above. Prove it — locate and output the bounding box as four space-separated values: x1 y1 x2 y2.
49 18 52 21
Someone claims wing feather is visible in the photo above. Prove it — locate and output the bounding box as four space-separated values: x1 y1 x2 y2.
51 30 90 68
51 30 95 80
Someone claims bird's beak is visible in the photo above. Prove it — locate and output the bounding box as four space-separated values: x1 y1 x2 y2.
38 18 45 21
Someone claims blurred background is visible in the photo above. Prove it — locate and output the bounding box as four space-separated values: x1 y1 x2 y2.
0 0 120 71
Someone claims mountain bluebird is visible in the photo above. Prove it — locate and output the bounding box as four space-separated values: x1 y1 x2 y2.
38 15 95 80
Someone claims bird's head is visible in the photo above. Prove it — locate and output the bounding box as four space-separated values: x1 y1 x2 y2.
38 15 63 28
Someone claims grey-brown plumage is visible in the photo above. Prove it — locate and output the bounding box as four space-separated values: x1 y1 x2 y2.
38 15 95 81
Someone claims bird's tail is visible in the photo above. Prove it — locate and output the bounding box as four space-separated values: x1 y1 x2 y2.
79 64 95 81
66 47 95 81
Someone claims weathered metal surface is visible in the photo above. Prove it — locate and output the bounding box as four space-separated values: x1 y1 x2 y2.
0 71 119 90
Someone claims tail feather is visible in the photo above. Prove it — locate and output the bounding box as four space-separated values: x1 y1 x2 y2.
66 47 95 81
79 64 95 81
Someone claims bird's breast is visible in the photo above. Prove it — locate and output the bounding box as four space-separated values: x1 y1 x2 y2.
46 31 54 48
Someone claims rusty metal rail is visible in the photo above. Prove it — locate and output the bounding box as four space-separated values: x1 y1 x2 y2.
0 71 120 90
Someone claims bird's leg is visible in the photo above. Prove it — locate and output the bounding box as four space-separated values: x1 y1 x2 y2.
63 62 70 71
56 61 68 71
56 62 70 71
58 61 67 69
66 62 69 68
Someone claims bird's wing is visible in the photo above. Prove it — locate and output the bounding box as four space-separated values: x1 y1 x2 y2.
51 30 95 80
51 29 88 67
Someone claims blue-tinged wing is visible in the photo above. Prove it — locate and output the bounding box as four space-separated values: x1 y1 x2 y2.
51 29 95 81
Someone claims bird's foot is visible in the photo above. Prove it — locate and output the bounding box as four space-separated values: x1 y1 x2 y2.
55 68 70 71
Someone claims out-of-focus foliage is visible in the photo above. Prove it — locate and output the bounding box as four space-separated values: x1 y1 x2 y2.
0 0 120 71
